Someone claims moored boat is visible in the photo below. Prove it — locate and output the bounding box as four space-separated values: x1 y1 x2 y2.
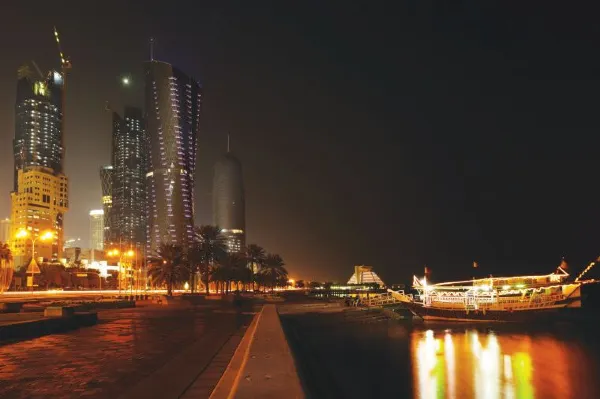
390 266 587 322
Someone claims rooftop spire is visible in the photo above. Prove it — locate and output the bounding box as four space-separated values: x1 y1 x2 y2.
150 37 155 61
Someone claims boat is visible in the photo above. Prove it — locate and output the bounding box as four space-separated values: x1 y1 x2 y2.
388 266 589 322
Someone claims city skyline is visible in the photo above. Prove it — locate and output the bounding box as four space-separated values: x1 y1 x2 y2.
1 3 600 282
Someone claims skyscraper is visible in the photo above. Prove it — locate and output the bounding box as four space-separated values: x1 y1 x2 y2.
213 137 245 253
89 210 104 250
144 61 201 252
111 107 148 247
13 64 64 191
99 165 114 244
11 166 69 266
10 64 69 266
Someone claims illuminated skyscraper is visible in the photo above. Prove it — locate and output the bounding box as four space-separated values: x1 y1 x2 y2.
10 64 69 267
89 210 104 250
111 107 148 247
11 166 68 267
213 138 245 253
13 64 64 191
99 165 114 244
144 61 201 252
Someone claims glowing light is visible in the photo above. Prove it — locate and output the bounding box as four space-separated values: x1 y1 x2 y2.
127 250 135 257
184 282 189 290
503 285 511 290
15 229 29 239
122 76 130 86
40 231 54 241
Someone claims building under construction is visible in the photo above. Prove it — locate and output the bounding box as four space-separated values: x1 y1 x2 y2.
10 28 71 267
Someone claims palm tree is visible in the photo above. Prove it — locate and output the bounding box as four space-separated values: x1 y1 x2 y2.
245 244 265 291
260 254 288 291
147 243 186 296
186 245 203 294
217 253 250 293
194 225 227 295
0 243 13 292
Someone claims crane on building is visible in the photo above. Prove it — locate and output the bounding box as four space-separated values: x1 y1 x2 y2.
53 26 71 170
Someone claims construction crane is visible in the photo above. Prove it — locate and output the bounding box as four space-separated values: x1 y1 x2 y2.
53 26 72 72
53 26 71 170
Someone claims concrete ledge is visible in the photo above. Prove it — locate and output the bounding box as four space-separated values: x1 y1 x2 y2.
44 306 76 318
210 304 304 399
0 311 98 342
0 302 24 313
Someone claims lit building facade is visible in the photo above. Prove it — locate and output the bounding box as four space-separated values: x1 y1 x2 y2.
99 165 114 244
213 149 245 253
13 65 63 191
10 166 69 267
0 219 10 244
111 107 147 247
89 209 104 251
144 61 201 252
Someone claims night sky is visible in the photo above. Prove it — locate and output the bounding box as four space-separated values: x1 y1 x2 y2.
1 2 600 283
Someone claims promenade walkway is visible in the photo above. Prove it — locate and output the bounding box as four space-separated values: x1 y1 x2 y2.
204 304 304 399
0 304 253 399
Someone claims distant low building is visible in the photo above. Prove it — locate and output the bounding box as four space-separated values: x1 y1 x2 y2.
0 218 10 244
347 265 385 287
89 209 104 251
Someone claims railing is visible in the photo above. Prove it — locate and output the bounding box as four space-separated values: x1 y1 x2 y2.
360 290 413 307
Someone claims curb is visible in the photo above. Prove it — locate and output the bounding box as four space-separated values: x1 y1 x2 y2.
209 307 263 399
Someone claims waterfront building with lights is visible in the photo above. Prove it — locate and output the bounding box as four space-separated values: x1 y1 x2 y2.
10 166 68 267
13 64 64 191
99 165 114 244
144 60 201 252
89 209 104 251
213 139 245 253
0 218 10 244
110 107 148 248
10 63 69 267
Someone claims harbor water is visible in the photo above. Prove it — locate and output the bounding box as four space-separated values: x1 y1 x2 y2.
280 305 600 399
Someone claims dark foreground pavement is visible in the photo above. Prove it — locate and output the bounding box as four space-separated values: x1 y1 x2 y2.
0 304 253 399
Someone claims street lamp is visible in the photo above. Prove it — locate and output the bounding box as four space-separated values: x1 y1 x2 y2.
106 248 122 294
15 229 54 291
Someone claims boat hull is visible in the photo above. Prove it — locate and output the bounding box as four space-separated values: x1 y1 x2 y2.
402 297 581 323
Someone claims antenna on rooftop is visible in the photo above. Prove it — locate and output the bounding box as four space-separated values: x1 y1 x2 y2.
150 37 155 61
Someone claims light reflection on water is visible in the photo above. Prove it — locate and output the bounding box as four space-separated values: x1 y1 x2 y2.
412 327 600 399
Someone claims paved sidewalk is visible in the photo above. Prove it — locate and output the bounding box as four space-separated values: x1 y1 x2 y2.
209 305 304 399
0 305 252 399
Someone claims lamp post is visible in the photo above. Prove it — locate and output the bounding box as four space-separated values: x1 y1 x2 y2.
107 248 137 297
15 229 54 291
106 249 121 294
126 249 134 297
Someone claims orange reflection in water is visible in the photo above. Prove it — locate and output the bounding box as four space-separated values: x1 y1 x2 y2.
412 328 600 399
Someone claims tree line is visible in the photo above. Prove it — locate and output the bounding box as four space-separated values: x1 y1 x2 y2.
148 225 289 296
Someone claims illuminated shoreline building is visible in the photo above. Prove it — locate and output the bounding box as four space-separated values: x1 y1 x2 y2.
13 64 64 191
110 107 147 248
100 165 114 244
10 166 69 267
0 219 10 244
213 136 245 253
89 209 104 251
10 63 69 267
144 60 201 252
